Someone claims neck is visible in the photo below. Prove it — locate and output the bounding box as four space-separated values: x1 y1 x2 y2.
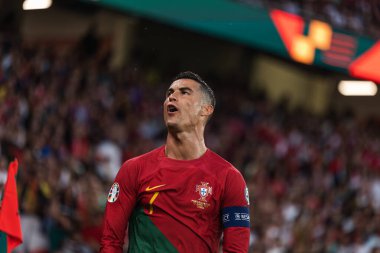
165 129 207 160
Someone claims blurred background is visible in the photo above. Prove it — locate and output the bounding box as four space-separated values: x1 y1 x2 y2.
1 0 380 252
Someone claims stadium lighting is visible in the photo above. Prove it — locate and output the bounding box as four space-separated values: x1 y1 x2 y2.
291 36 315 64
309 20 332 50
338 80 378 96
23 0 52 10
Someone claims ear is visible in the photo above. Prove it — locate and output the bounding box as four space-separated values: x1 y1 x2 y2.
201 104 214 117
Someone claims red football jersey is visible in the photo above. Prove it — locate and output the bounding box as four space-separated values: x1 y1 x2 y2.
100 146 250 253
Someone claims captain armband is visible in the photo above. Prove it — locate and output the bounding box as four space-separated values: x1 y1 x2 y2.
222 206 250 228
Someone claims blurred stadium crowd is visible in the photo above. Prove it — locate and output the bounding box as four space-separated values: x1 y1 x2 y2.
240 0 380 38
1 36 380 253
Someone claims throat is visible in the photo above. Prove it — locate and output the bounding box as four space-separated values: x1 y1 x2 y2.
165 133 207 160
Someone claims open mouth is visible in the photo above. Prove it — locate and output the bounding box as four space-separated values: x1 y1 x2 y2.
167 105 178 113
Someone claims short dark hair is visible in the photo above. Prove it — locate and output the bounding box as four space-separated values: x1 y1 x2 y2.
173 71 216 108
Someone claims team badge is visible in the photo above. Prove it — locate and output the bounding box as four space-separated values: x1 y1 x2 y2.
192 182 212 209
108 183 120 203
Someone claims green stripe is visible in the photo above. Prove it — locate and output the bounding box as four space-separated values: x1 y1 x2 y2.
0 231 8 252
128 207 178 253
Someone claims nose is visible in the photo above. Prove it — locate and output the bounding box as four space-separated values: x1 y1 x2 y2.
168 92 177 102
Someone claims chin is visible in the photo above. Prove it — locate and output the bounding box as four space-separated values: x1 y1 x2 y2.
166 122 181 132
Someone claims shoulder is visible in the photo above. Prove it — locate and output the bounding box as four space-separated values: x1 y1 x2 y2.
207 150 246 189
207 149 240 174
128 146 163 163
209 151 248 206
120 146 163 172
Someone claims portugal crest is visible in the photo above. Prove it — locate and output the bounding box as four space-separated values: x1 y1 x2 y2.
192 182 212 209
108 182 120 203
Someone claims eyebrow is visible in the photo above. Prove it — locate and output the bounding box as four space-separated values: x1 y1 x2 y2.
166 87 194 95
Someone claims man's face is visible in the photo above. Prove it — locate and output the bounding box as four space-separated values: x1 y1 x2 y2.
163 79 206 131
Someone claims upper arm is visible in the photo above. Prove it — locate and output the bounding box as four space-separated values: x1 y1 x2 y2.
100 161 139 253
221 169 250 253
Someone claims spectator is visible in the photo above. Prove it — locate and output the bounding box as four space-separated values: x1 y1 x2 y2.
1 39 380 252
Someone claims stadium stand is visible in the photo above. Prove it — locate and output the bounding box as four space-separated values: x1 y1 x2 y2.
1 1 380 252
241 0 380 39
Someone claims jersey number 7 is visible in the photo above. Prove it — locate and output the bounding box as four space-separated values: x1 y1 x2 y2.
148 192 159 214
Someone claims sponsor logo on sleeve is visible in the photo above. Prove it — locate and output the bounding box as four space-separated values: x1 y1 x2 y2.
245 186 250 205
108 182 120 203
223 213 230 223
222 206 250 228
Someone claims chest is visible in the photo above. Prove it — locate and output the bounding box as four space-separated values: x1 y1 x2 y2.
137 165 224 217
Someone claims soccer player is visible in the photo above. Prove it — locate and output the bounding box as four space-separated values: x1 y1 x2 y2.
100 71 251 252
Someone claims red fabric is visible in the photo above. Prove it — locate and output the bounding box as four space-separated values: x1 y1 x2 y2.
223 227 250 253
101 146 250 252
0 159 23 253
